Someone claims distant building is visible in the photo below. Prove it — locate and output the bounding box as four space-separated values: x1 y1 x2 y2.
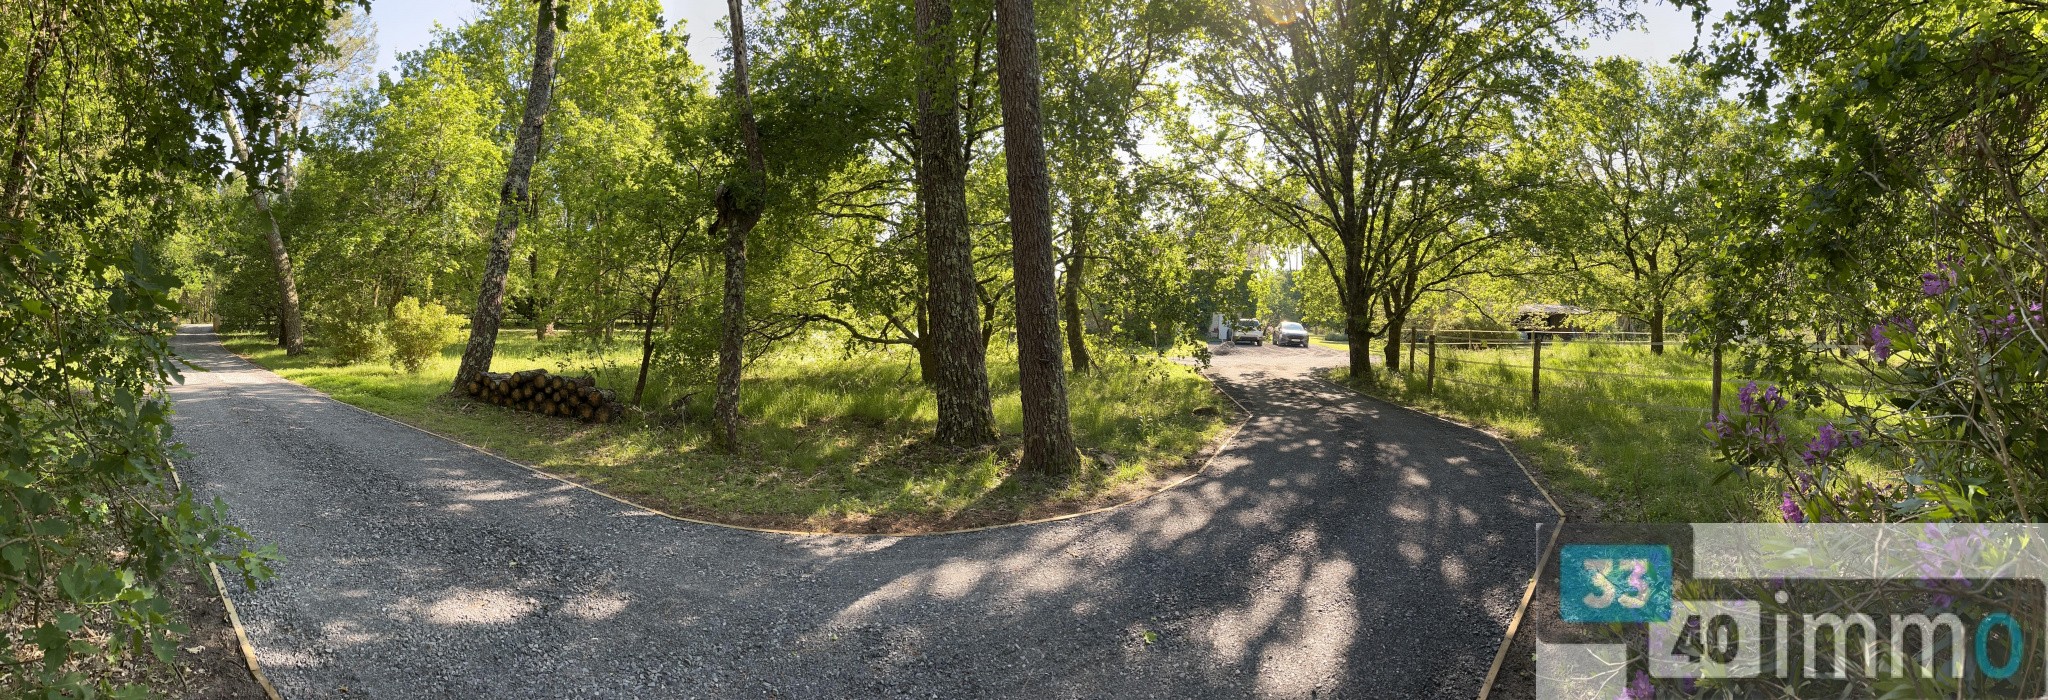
1513 303 1589 332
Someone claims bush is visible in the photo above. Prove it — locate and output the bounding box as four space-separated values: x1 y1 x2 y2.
1713 256 2046 523
386 296 463 373
324 316 389 365
318 297 390 366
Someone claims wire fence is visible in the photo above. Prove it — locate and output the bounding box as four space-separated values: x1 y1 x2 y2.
1395 329 1797 418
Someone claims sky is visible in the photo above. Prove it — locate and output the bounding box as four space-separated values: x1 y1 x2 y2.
1582 2 1715 63
367 0 1717 80
368 0 729 76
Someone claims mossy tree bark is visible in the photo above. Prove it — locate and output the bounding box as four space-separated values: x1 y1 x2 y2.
220 107 306 356
453 0 560 391
994 0 1080 475
711 0 769 451
1061 205 1091 374
915 0 997 447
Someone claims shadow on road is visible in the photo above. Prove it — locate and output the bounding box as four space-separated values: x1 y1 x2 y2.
169 327 1552 699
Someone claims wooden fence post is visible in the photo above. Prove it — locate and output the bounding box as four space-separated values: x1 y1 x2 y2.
1531 333 1543 411
1427 333 1437 393
1711 343 1724 417
1408 327 1418 372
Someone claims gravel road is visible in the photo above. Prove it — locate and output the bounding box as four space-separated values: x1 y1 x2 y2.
169 326 1556 699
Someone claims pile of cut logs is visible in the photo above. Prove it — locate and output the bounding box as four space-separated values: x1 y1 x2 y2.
463 369 626 424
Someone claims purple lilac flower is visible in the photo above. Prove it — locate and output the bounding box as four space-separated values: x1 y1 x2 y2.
1738 381 1759 414
1870 325 1893 361
1710 413 1733 439
1761 385 1786 411
1921 271 1952 296
1983 313 2021 344
1780 493 1806 523
1912 526 1990 602
1620 669 1656 700
1802 424 1845 465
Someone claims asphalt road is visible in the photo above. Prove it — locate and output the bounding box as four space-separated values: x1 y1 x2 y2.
168 326 1555 699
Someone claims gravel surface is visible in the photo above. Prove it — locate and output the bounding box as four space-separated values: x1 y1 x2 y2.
169 326 1555 699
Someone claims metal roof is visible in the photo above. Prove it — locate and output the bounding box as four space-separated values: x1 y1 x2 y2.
1516 303 1589 315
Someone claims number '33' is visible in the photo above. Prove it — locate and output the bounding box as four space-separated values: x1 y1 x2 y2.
1580 558 1651 610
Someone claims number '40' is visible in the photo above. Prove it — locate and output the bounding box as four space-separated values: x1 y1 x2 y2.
1668 613 1743 665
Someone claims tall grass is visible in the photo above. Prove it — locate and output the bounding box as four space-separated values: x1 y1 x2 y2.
1336 339 1881 522
216 329 1229 533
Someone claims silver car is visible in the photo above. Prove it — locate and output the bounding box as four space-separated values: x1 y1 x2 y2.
1274 321 1309 347
1230 318 1264 345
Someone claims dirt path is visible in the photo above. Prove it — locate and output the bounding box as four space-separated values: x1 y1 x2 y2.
168 326 1554 699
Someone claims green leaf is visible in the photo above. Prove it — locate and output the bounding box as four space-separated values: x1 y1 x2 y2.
34 623 70 668
31 518 70 537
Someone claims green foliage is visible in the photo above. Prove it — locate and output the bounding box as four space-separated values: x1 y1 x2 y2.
1191 0 1624 373
1860 259 2047 521
2 1 331 693
110 0 2042 558
1511 59 1747 342
1346 341 1877 521
386 296 463 373
1711 256 2047 523
224 330 1230 531
1690 0 2048 522
317 295 391 366
286 48 502 317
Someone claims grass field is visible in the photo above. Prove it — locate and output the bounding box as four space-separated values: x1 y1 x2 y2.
1334 338 1881 522
218 329 1231 533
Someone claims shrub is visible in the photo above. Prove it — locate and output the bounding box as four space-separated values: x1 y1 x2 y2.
7 222 278 699
1712 256 2046 523
386 296 463 373
318 297 390 366
324 316 389 365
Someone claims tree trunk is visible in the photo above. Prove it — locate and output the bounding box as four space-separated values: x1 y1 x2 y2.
916 0 998 447
994 0 1080 476
914 334 940 383
2 3 66 225
712 0 770 451
631 275 665 407
1382 311 1405 373
1649 299 1666 356
1342 245 1374 381
453 0 560 391
529 252 552 341
221 110 306 355
1062 206 1092 374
